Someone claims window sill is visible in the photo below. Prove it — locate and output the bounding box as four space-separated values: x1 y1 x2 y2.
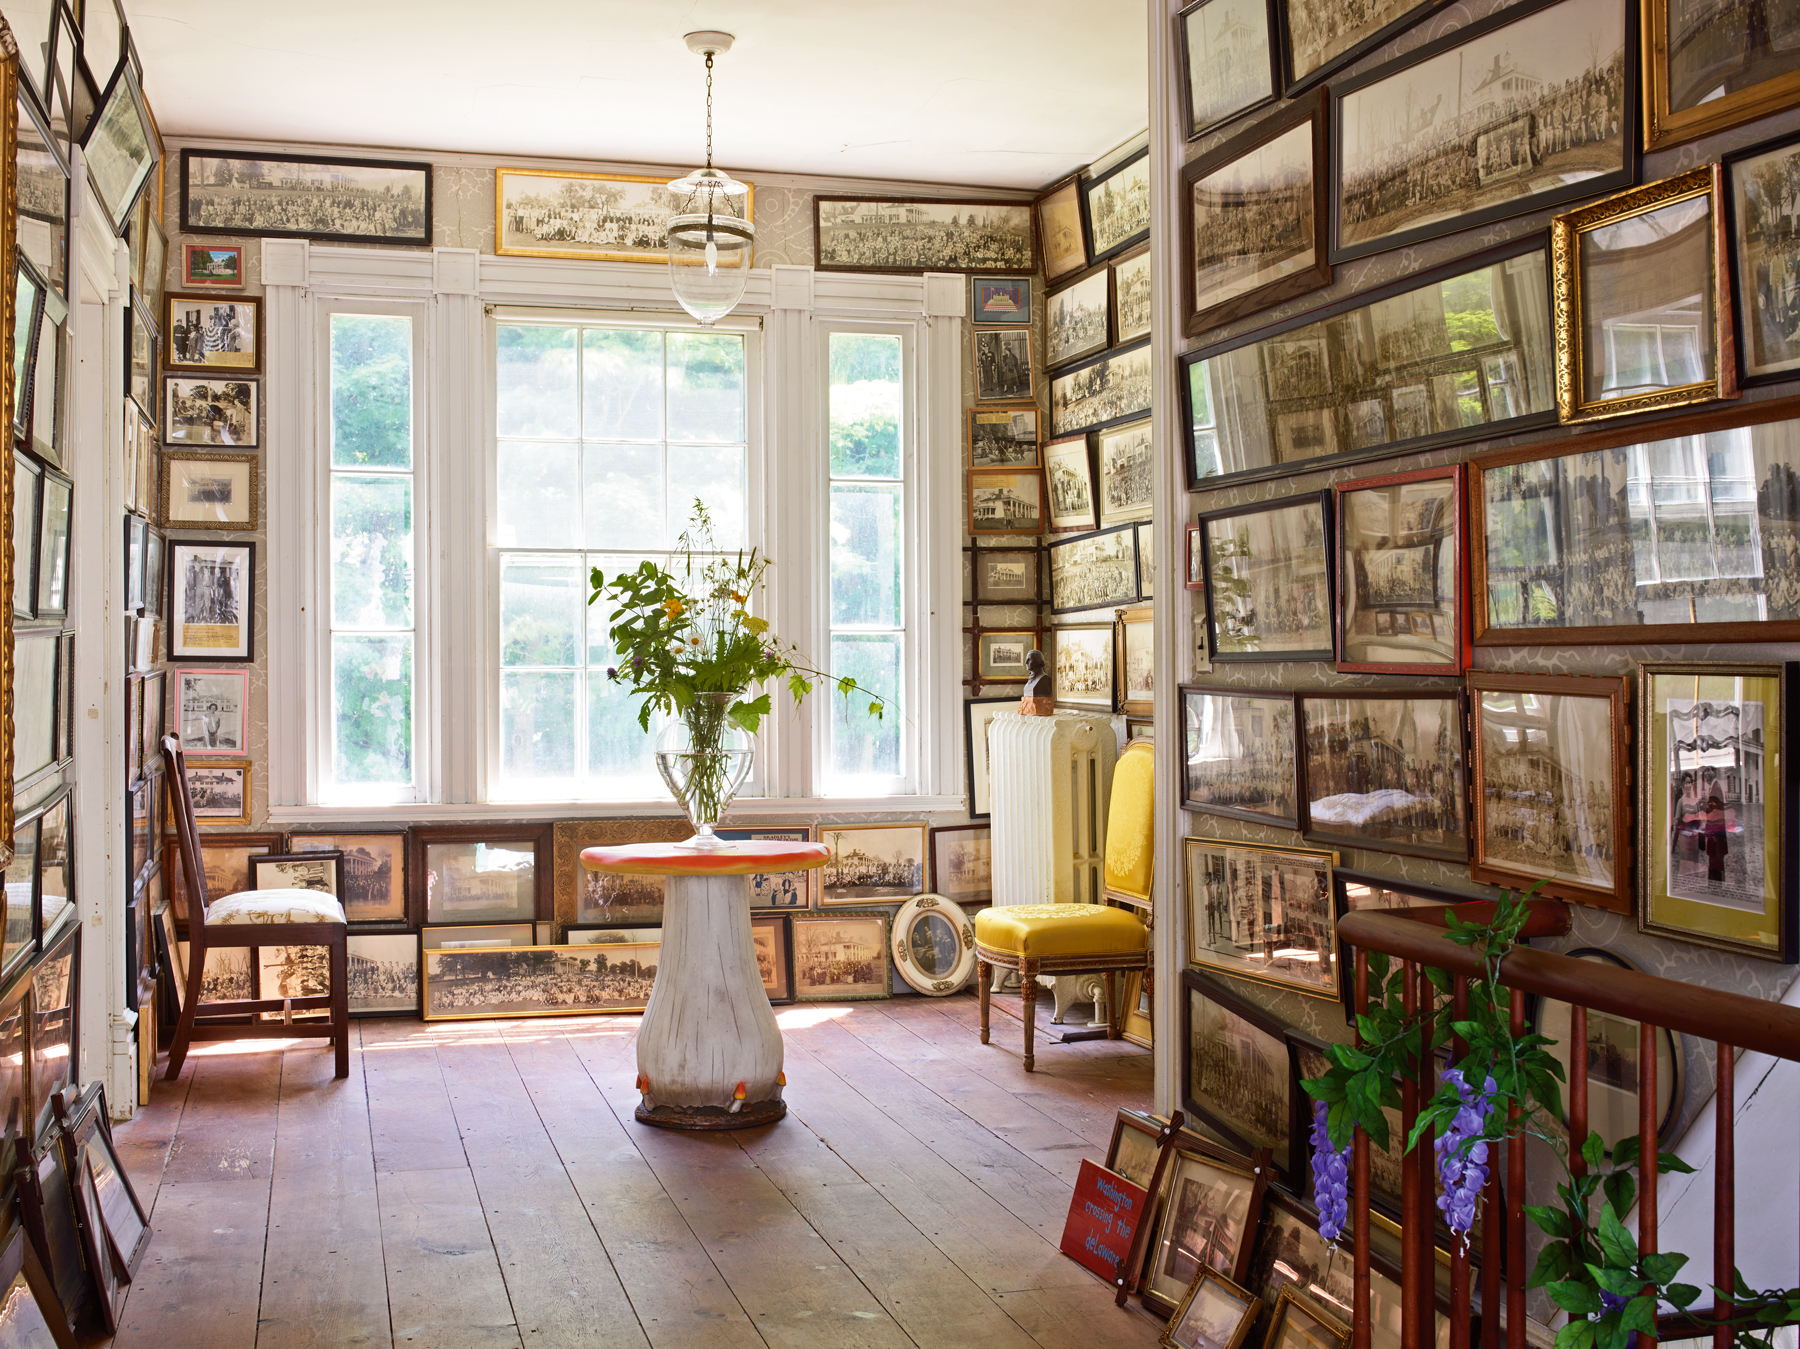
266 794 968 825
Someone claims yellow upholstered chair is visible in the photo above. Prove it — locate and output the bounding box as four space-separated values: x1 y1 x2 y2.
974 740 1153 1071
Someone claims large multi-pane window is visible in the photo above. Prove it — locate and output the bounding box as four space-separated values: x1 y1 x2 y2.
493 319 749 800
328 314 416 797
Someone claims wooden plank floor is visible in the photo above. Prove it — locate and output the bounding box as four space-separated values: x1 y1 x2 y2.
106 991 1165 1349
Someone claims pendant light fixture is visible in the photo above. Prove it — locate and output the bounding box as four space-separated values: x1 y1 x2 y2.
666 32 755 325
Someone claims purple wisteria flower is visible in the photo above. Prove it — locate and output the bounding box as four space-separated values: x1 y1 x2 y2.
1434 1068 1495 1244
1310 1099 1350 1244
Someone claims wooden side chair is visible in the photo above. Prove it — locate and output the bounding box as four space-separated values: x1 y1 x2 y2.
160 736 349 1080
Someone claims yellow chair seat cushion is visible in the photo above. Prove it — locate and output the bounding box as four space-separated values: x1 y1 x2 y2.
974 903 1148 959
206 890 347 926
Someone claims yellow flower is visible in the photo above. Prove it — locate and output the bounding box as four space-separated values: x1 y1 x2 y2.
731 591 747 604
663 597 685 619
743 616 769 635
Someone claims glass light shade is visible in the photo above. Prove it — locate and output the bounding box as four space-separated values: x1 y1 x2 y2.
666 167 755 325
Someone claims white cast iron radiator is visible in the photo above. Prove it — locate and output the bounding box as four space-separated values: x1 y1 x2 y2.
988 711 1117 1021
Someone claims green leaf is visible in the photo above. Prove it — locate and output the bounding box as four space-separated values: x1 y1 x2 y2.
1610 1136 1640 1171
1595 1205 1638 1270
1664 1283 1701 1310
1602 1171 1636 1220
1300 1074 1345 1104
1554 1320 1597 1349
1619 1297 1659 1336
1583 1131 1606 1171
1523 1204 1572 1239
1658 1151 1697 1175
1640 1252 1688 1285
1591 1266 1642 1297
1528 1241 1575 1289
1547 1280 1605 1315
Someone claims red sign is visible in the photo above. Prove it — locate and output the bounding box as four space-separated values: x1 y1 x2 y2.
1059 1159 1149 1283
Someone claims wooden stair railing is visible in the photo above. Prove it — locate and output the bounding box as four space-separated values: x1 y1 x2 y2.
1335 905 1800 1349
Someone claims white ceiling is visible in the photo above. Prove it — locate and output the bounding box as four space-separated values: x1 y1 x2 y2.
126 1 1149 190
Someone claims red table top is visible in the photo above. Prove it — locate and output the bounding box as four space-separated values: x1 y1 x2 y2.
580 840 831 876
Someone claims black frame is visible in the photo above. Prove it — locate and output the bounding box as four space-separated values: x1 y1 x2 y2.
166 538 254 663
0 1221 74 1349
54 1081 149 1281
123 513 146 613
13 452 42 619
969 275 1032 325
12 255 47 441
751 912 795 1006
1724 127 1800 390
811 194 1038 276
1180 967 1292 1179
1080 146 1151 264
969 545 1043 604
124 286 156 421
1043 262 1112 370
962 696 1015 822
79 58 157 237
1276 0 1451 95
1049 337 1150 438
179 147 434 246
344 930 423 1018
1176 0 1279 141
1178 684 1299 826
410 823 552 928
1198 489 1336 663
1049 521 1141 614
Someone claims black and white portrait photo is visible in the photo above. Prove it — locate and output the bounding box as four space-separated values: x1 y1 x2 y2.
814 196 1034 273
974 329 1035 401
183 150 431 245
347 934 419 1014
165 377 258 447
1731 138 1800 380
164 295 259 372
170 541 253 661
424 945 658 1021
1045 436 1097 531
176 669 246 755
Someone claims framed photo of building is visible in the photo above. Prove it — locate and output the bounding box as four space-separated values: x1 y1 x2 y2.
1116 605 1154 717
182 244 243 289
1050 339 1151 437
1638 662 1796 962
1551 166 1735 423
973 328 1035 401
751 914 794 1005
976 630 1038 684
1183 91 1331 336
422 945 658 1021
1329 0 1636 264
1051 623 1115 711
971 547 1042 604
1182 969 1292 1173
1184 837 1339 997
168 539 252 661
1199 491 1334 662
162 452 258 531
929 824 992 906
1297 691 1468 861
1113 248 1151 345
289 831 408 926
1036 174 1087 282
182 149 431 246
813 196 1034 274
1049 523 1139 613
1141 1144 1266 1315
346 933 419 1015
793 911 892 1001
413 824 550 926
1335 465 1463 674
1279 0 1447 93
1643 0 1800 150
1045 266 1110 369
816 823 927 905
968 467 1045 537
1044 435 1097 533
967 406 1039 467
1083 148 1150 263
1096 419 1153 528
1469 671 1632 912
970 276 1031 324
164 377 257 447
163 293 260 373
1728 131 1800 385
964 696 1013 820
178 759 250 826
1180 686 1298 827
1177 0 1278 140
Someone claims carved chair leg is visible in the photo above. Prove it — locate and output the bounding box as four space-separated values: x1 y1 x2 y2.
1105 970 1121 1039
1021 959 1038 1073
977 959 992 1045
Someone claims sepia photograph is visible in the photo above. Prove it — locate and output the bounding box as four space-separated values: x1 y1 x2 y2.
1263 1289 1351 1349
1051 340 1152 436
1186 838 1338 996
1168 1272 1260 1349
423 945 658 1021
183 150 431 245
183 761 250 825
250 852 343 897
1537 949 1681 1146
818 824 927 904
1332 0 1634 261
163 453 258 531
1084 149 1152 261
169 541 253 662
183 243 243 289
1647 0 1800 149
1145 1150 1261 1312
1731 134 1800 382
971 548 1042 603
793 913 891 1001
814 196 1034 274
1201 493 1334 660
1044 435 1097 531
163 294 260 373
1050 523 1139 612
968 406 1040 467
182 946 252 1003
1037 175 1088 281
1182 686 1298 826
497 167 740 264
1052 623 1116 711
84 66 157 233
1114 249 1152 344
751 914 794 1004
1179 0 1277 139
164 836 282 920
1045 268 1110 368
1137 522 1155 600
978 630 1038 683
164 377 257 447
714 828 813 907
175 668 246 756
1118 606 1154 715
1282 0 1444 90
971 276 1031 324
258 945 331 1021
968 467 1045 537
291 832 407 925
1183 971 1291 1169
421 925 536 950
1097 418 1153 526
1299 693 1467 859
930 825 993 906
973 328 1035 401
1107 1110 1164 1190
423 838 538 924
346 933 418 1014
1337 467 1460 672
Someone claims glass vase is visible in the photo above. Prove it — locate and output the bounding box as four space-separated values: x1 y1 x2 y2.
656 692 755 849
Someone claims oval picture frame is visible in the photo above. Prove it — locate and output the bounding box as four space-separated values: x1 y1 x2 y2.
890 894 977 996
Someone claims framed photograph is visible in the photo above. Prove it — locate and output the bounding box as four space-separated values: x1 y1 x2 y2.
174 667 247 756
164 377 257 448
1644 0 1800 150
714 828 814 907
1728 132 1800 385
182 242 243 288
968 406 1040 467
1280 0 1447 93
346 932 419 1015
1097 419 1153 527
1335 465 1462 674
1178 0 1277 140
971 547 1042 604
1051 339 1151 437
1183 92 1331 336
124 513 146 612
249 851 343 897
29 930 76 1139
564 926 663 946
1045 266 1110 369
1137 522 1155 600
1469 671 1632 912
1298 691 1468 861
1262 1288 1350 1349
814 195 1033 275
1037 174 1087 282
420 924 535 950
977 629 1039 684
1182 969 1292 1172
2 821 35 981
1044 435 1097 532
168 539 253 661
1106 1109 1168 1192
1185 838 1338 997
162 832 283 920
423 944 657 1021
1113 249 1151 347
1165 1270 1262 1349
161 451 258 530
751 913 794 1005
1185 522 1206 591
182 149 431 245
1330 0 1636 264
35 469 71 618
144 530 164 620
1083 148 1150 264
126 290 155 420
964 696 1013 820
1052 623 1115 712
1638 662 1796 962
495 166 746 264
28 291 67 470
82 61 156 233
793 911 892 1001
1182 238 1556 491
1117 605 1154 717
930 824 992 906
1181 687 1297 826
1533 947 1682 1146
163 293 260 373
1332 869 1473 1022
1199 491 1334 662
415 826 548 925
1142 1145 1266 1313
970 276 1031 324
1050 523 1139 613
1127 718 1155 745
817 823 927 905
13 457 39 613
973 328 1035 401
1246 1191 1426 1343
290 831 408 926
968 467 1045 537
553 819 690 927
177 760 250 826
13 632 57 782
1552 166 1735 423
11 261 44 447
891 894 977 995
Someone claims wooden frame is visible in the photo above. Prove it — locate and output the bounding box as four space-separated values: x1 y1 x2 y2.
1181 968 1291 1174
1036 173 1087 282
1551 165 1737 423
1163 1269 1262 1349
411 823 551 927
1049 522 1139 613
972 327 1035 402
816 822 927 906
494 166 746 265
1043 434 1097 533
288 829 408 927
1176 0 1278 141
975 629 1038 684
173 666 248 757
929 823 992 907
17 1138 97 1340
125 288 155 422
970 546 1042 604
1050 622 1116 712
1140 1144 1269 1315
1081 147 1151 263
174 758 250 827
1114 246 1151 345
181 242 242 288
792 910 893 1002
167 537 253 661
1096 418 1154 528
1468 670 1633 912
1259 1287 1350 1349
1181 90 1331 336
1179 686 1298 827
1198 490 1335 663
967 466 1045 537
812 195 1035 275
1121 969 1155 1048
1184 523 1204 591
55 1083 149 1280
1726 129 1800 387
1044 262 1112 369
1116 605 1154 717
345 931 420 1017
1642 0 1800 151
1106 1108 1170 1190
1183 837 1340 998
750 912 794 1006
1637 661 1798 962
163 376 258 449
80 58 156 235
249 851 345 897
1277 0 1449 94
1050 338 1151 437
969 275 1031 325
421 943 658 1021
963 696 1013 820
967 405 1040 468
162 291 260 374
0 1222 76 1349
182 148 431 246
1334 464 1466 675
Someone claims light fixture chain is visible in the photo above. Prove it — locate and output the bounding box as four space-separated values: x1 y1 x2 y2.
705 52 714 169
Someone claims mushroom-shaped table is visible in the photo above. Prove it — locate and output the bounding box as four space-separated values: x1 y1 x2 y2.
580 839 829 1130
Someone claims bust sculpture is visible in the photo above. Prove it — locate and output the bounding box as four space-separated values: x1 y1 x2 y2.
1020 648 1054 716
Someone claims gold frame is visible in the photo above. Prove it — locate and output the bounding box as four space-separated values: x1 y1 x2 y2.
1259 1287 1350 1349
1115 604 1154 716
160 451 259 531
975 628 1039 684
421 942 658 1021
1163 1269 1261 1349
494 166 755 267
814 822 928 907
1119 968 1152 1048
1551 165 1736 423
0 40 17 863
1183 837 1341 998
1642 0 1800 151
175 758 252 828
